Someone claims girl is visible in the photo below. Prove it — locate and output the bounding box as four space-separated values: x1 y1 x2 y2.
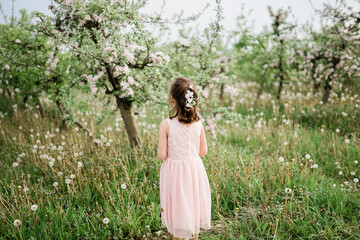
158 77 211 240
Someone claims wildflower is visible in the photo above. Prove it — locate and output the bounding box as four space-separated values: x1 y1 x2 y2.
53 182 59 187
103 217 110 224
58 172 63 176
351 172 355 176
354 178 359 183
278 156 284 162
13 162 19 167
332 184 336 188
31 204 38 211
338 171 343 175
355 160 358 164
121 183 127 189
285 188 292 194
77 162 83 168
13 219 21 226
344 139 350 144
335 129 340 133
65 179 71 184
310 164 318 169
70 174 75 179
305 154 310 159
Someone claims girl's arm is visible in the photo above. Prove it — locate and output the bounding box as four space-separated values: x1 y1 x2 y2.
199 121 208 156
157 119 168 161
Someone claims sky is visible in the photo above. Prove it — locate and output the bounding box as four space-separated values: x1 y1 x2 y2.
1 0 359 42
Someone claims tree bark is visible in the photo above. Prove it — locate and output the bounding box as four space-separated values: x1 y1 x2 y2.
116 97 142 148
37 98 45 119
256 69 267 101
219 83 225 100
322 82 332 104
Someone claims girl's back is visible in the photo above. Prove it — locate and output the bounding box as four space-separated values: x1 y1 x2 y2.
166 117 202 162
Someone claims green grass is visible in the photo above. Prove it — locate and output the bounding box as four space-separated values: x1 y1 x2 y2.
0 87 359 239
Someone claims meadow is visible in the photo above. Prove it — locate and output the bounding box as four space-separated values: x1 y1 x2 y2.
1 82 359 239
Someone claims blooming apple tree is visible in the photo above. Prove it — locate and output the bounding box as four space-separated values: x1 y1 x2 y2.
35 0 173 148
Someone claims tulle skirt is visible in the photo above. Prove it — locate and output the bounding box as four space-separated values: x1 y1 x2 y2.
159 156 211 239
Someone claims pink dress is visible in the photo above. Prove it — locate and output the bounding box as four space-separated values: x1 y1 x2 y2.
159 117 211 239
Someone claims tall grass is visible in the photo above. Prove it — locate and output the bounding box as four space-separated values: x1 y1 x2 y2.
0 86 359 239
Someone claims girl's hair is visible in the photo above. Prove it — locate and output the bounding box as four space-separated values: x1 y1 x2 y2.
169 77 200 124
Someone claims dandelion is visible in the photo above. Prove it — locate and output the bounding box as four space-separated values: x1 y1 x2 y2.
74 153 79 157
31 204 38 211
23 187 29 192
49 162 54 167
58 172 63 176
310 164 318 169
70 174 75 179
75 127 79 132
13 162 19 167
344 139 350 144
285 188 292 194
354 178 359 183
355 160 358 164
13 219 21 226
77 162 83 168
339 171 343 175
278 156 284 162
305 154 310 159
121 183 127 189
335 129 340 133
320 128 324 132
351 172 355 176
284 141 288 146
65 179 71 184
53 182 59 187
332 184 336 188
103 217 110 224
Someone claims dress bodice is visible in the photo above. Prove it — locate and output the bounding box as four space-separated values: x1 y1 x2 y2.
166 117 202 161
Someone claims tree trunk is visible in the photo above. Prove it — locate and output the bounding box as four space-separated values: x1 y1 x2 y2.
219 83 225 100
256 70 267 101
277 72 284 100
37 98 45 118
116 97 142 148
322 82 332 105
7 89 12 100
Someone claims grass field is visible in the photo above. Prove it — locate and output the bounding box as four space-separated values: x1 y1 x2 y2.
1 83 360 239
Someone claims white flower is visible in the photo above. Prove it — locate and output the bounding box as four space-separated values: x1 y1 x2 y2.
65 179 71 184
338 171 343 175
49 162 54 167
31 204 38 211
355 160 358 164
344 139 350 144
70 174 75 179
13 162 19 167
103 217 110 224
285 188 292 194
15 39 21 43
53 182 59 187
13 219 21 226
58 172 63 176
305 154 310 159
121 183 127 189
77 162 83 168
310 164 318 169
278 156 284 162
335 129 340 133
210 47 216 53
354 178 359 183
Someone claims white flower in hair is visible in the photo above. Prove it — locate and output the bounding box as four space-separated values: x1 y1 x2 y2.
189 84 194 89
185 90 196 108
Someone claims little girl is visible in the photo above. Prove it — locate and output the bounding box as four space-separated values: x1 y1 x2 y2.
158 77 211 240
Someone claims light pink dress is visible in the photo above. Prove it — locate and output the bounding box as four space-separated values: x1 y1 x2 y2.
159 117 211 239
